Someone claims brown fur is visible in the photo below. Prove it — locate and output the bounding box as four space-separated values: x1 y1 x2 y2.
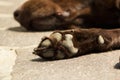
14 0 120 30
14 0 120 59
33 28 120 59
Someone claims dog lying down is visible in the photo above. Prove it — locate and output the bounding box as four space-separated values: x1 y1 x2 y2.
14 0 120 60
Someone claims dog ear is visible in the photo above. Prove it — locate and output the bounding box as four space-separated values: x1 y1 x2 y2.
116 0 120 9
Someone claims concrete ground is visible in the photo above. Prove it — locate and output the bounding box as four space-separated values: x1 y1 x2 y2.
0 0 120 80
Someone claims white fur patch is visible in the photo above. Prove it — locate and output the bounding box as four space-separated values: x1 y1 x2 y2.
62 11 70 17
42 50 54 58
41 39 51 47
62 34 78 54
98 35 104 44
50 33 62 41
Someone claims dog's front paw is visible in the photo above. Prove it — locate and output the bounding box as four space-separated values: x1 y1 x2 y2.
33 29 114 60
33 30 79 60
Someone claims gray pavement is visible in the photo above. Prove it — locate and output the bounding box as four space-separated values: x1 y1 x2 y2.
0 0 120 80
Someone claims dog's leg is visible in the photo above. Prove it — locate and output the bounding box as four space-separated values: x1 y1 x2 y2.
33 28 120 60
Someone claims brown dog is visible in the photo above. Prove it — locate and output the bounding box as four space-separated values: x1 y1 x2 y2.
14 0 120 60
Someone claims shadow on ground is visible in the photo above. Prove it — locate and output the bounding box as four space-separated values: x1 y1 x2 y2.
31 58 57 62
31 57 71 62
8 26 27 32
30 51 116 62
8 26 53 32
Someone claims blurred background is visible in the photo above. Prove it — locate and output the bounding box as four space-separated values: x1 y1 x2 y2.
0 0 25 30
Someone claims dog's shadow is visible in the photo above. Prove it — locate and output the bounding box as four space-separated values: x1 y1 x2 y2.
31 58 46 62
8 26 54 32
31 57 120 69
31 58 61 62
8 26 28 32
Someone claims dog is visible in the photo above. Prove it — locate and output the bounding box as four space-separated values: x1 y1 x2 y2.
14 0 120 30
14 0 120 60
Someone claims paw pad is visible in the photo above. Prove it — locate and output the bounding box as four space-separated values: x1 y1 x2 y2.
42 49 54 58
56 51 65 59
41 39 51 47
62 34 78 54
98 35 104 44
50 32 62 41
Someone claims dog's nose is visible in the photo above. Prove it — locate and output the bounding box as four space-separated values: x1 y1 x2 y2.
14 10 21 21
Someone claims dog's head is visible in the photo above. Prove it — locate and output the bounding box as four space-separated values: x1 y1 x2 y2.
14 0 69 31
13 0 93 31
14 0 120 31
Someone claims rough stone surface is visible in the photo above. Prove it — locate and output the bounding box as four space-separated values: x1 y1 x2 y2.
0 0 120 80
0 47 16 80
12 48 120 80
0 30 51 47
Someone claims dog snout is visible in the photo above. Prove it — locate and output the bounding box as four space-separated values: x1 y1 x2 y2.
14 9 22 21
14 10 20 21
